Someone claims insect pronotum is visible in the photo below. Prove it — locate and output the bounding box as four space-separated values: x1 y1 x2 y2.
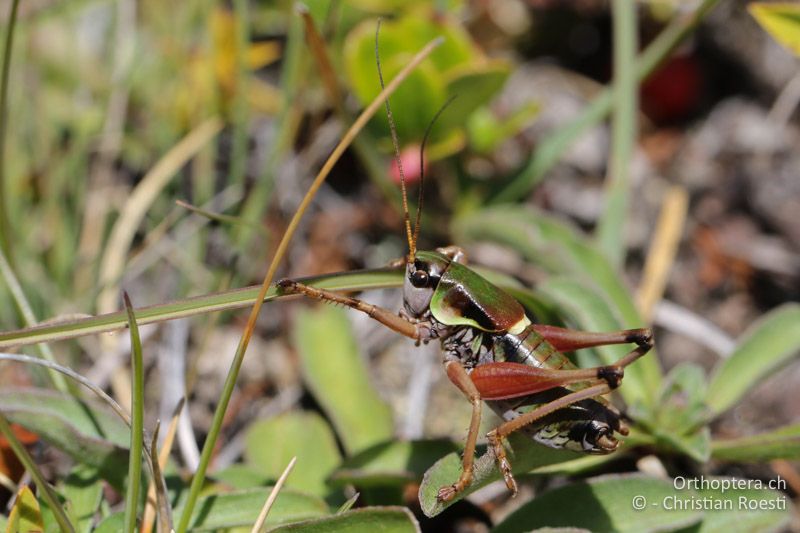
277 22 653 503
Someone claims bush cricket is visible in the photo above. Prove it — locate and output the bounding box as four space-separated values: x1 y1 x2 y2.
277 26 653 503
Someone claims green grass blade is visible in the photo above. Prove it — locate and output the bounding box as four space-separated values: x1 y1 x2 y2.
712 424 800 463
595 0 638 267
706 303 800 416
122 294 144 533
0 268 404 349
0 0 20 257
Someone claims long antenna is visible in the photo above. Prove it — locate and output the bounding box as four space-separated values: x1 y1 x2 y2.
414 95 456 252
375 20 416 260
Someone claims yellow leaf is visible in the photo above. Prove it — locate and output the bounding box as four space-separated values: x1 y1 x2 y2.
7 485 44 533
247 42 281 70
749 2 800 56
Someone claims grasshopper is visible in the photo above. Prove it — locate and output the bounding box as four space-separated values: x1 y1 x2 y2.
277 29 653 503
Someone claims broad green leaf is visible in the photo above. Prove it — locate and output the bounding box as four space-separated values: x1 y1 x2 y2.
419 433 581 517
214 464 273 489
641 364 711 462
712 424 800 462
749 3 800 55
454 206 662 405
0 389 128 486
343 18 448 144
173 487 328 531
656 364 709 432
343 14 496 146
293 306 393 455
707 304 800 416
6 485 44 533
266 506 419 533
61 465 103 533
244 411 341 497
329 439 459 488
494 474 701 533
93 512 124 533
677 478 792 532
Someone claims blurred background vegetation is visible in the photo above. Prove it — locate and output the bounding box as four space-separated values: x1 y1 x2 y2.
0 0 799 531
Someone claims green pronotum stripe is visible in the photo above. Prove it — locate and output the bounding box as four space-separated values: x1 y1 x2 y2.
0 268 404 349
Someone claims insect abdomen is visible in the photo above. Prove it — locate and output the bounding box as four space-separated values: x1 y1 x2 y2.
494 324 576 371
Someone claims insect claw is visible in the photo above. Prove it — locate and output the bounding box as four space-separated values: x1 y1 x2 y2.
505 471 519 497
597 365 624 388
597 434 619 451
626 328 654 349
437 484 458 502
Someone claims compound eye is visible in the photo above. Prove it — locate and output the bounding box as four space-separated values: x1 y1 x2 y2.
410 269 429 288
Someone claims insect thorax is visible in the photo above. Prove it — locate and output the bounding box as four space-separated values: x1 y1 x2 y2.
433 315 570 372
